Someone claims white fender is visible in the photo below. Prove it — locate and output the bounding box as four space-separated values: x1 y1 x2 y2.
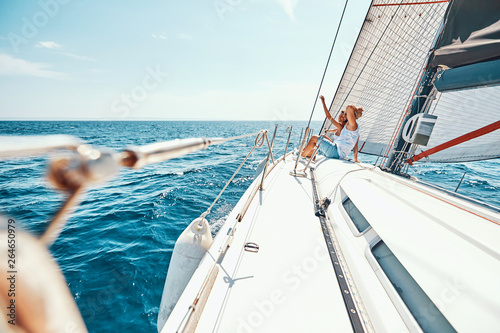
157 217 212 332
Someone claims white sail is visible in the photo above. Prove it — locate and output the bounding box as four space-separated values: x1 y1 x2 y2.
416 85 500 162
324 0 500 164
324 0 449 158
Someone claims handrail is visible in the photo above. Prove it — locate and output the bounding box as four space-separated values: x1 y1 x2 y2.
200 131 266 220
283 126 293 158
292 126 310 175
175 151 293 332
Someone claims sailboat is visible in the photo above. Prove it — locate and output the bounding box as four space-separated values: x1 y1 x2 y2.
156 0 500 332
1 0 499 332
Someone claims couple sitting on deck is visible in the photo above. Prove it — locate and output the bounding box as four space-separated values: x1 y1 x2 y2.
301 95 363 162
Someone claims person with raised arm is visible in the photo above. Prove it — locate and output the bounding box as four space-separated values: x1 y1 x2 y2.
301 95 363 162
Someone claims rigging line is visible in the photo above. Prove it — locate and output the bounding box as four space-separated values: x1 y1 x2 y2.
317 0 378 135
389 141 410 170
200 131 266 219
306 0 350 128
379 60 428 167
211 130 268 145
429 90 442 115
317 0 408 162
327 164 378 200
380 1 448 167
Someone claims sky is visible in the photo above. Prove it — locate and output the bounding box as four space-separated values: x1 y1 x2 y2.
0 0 370 121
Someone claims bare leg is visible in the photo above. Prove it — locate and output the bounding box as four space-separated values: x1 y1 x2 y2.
301 135 319 158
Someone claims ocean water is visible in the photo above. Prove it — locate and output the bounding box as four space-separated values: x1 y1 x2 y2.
0 121 499 332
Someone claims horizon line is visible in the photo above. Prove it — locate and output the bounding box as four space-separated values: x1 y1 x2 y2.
0 118 322 122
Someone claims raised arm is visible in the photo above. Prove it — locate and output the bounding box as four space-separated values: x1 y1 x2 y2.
320 95 343 131
345 105 358 131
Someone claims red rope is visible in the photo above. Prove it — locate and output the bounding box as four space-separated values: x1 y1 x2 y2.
408 120 500 164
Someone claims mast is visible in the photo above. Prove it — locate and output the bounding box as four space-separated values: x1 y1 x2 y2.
385 2 450 174
385 66 438 173
386 0 500 171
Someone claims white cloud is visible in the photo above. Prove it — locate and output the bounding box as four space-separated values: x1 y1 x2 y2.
0 54 64 79
275 0 298 21
176 33 193 40
36 41 62 49
35 41 94 61
59 52 95 61
152 32 192 40
152 33 167 40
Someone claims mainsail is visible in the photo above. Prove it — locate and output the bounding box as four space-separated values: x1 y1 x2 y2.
421 0 500 162
323 0 449 158
323 0 500 164
429 0 500 69
414 86 500 162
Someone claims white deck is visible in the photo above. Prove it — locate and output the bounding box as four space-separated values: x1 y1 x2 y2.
162 155 357 332
162 154 500 333
211 156 352 332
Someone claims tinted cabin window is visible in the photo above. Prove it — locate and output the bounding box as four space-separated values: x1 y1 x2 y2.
372 241 456 333
342 197 370 233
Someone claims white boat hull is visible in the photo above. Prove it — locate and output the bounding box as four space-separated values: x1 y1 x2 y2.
161 154 500 332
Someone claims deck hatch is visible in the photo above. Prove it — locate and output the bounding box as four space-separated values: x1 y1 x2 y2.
342 197 371 233
371 241 456 333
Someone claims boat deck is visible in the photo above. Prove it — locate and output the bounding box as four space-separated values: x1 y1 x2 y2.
162 154 358 332
211 155 353 332
162 153 500 333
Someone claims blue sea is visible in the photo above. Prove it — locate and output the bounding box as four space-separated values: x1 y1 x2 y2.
0 121 499 332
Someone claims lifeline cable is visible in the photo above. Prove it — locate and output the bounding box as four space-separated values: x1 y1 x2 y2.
200 131 266 219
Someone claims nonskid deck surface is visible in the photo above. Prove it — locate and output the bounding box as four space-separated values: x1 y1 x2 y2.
164 154 500 333
161 154 358 333
211 155 353 332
